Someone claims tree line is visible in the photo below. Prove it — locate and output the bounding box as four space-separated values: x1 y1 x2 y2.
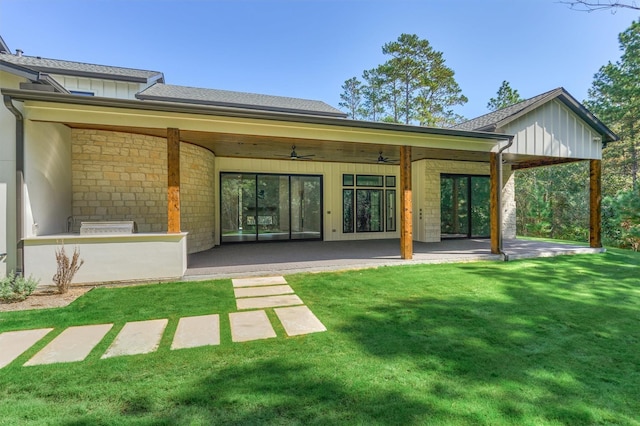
339 23 640 250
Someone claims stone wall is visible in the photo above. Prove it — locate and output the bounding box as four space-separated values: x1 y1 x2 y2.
71 129 215 254
414 159 515 242
180 142 216 253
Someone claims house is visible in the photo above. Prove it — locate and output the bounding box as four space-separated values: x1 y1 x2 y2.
0 35 617 285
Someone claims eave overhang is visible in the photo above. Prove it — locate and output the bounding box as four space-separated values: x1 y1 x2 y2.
2 88 510 161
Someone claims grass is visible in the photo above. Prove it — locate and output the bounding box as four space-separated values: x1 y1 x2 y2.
1 248 639 425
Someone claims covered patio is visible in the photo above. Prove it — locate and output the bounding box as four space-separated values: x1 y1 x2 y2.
185 238 604 280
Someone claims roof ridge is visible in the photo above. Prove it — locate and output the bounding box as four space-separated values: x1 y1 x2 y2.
454 87 563 129
3 53 163 74
150 83 332 104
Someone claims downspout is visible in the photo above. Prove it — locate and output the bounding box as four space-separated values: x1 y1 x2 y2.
497 135 515 261
3 95 24 274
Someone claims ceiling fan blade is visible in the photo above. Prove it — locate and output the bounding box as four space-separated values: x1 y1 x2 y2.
287 145 315 160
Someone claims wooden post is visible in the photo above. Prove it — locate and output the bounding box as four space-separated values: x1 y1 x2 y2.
490 152 500 254
589 159 602 248
167 128 181 233
400 145 413 260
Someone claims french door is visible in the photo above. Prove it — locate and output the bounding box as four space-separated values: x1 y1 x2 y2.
220 173 322 243
440 174 490 238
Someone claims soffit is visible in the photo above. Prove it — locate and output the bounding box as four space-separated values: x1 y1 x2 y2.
62 122 493 164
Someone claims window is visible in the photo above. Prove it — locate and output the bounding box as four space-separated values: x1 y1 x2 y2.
343 189 354 233
342 173 396 233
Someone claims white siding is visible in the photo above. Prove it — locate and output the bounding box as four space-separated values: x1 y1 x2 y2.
50 74 150 99
501 99 602 160
215 157 400 244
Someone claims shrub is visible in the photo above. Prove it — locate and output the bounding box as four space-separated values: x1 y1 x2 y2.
53 244 84 294
0 271 39 302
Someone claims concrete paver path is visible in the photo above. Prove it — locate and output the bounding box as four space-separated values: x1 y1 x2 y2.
274 306 327 336
229 310 276 342
236 294 303 310
234 285 294 298
0 328 53 368
1 275 328 368
25 324 113 366
102 319 168 358
171 314 220 350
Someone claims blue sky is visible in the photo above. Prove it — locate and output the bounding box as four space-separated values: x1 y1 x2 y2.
0 0 637 120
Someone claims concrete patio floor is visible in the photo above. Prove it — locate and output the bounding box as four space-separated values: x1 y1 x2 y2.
185 238 604 280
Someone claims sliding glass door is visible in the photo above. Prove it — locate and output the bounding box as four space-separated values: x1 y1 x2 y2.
441 174 490 238
221 173 322 243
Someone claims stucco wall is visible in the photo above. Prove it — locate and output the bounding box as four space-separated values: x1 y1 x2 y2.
71 129 215 253
412 159 515 242
24 121 72 237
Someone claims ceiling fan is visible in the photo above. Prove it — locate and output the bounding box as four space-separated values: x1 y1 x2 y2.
276 145 315 160
376 151 397 164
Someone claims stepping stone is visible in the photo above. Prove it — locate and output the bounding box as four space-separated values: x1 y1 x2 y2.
102 319 168 359
171 314 220 350
229 310 276 342
274 306 327 336
236 294 303 310
234 285 294 299
25 324 113 366
0 328 53 369
232 276 287 288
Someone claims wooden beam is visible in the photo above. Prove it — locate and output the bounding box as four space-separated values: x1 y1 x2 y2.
589 159 602 248
490 152 500 254
400 145 413 260
511 157 583 170
167 128 181 233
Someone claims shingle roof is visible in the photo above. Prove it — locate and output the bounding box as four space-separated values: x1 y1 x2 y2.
136 83 347 118
0 53 164 83
451 87 617 143
452 88 560 132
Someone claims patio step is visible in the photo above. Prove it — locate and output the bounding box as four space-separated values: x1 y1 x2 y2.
171 314 220 350
234 285 294 298
0 328 53 368
236 294 304 310
232 276 288 287
25 324 113 366
229 310 277 342
274 306 326 336
102 319 168 358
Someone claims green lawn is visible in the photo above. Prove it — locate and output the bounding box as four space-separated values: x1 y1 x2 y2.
1 248 639 425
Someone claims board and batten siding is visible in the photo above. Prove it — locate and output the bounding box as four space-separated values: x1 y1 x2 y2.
500 99 602 160
50 74 151 99
214 157 400 244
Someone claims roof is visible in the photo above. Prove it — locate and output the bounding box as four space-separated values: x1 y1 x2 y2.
452 87 618 143
136 83 347 118
0 35 10 54
2 87 510 143
0 52 164 84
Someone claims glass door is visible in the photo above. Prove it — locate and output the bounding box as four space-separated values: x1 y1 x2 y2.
291 176 322 240
441 175 469 238
470 176 490 237
221 173 322 243
221 173 257 242
257 175 290 241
